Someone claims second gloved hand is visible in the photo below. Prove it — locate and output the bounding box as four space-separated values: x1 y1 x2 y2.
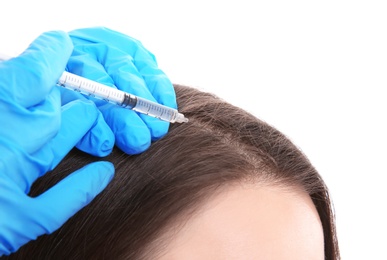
0 30 115 255
64 27 177 154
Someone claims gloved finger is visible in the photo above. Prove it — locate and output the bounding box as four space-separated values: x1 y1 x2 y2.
75 109 115 157
102 50 171 140
2 100 113 193
59 85 88 105
70 27 177 109
0 87 61 155
132 46 177 109
0 178 35 255
0 160 112 255
32 161 114 234
69 27 176 133
0 30 73 108
60 86 117 154
66 48 117 108
43 100 114 169
60 89 115 157
69 27 141 55
69 43 170 141
98 103 151 154
66 48 157 149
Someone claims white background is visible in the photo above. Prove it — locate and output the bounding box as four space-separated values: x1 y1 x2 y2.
1 1 386 259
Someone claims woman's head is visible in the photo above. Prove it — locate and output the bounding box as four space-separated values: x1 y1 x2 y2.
8 84 340 259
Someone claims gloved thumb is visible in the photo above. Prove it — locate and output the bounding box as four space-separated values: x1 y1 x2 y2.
33 161 114 234
0 161 114 255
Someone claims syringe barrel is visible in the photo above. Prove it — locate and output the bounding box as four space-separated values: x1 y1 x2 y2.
131 96 183 123
59 71 187 123
1 53 188 123
58 72 125 105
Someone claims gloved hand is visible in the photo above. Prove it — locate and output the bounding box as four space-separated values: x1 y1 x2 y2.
0 31 115 255
64 27 177 154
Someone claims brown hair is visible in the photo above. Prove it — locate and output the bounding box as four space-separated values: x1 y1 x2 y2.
4 84 340 259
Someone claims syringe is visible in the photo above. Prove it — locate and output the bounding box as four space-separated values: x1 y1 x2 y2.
0 53 188 123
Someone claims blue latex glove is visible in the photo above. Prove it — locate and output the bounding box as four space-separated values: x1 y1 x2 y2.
64 27 177 154
0 31 115 255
